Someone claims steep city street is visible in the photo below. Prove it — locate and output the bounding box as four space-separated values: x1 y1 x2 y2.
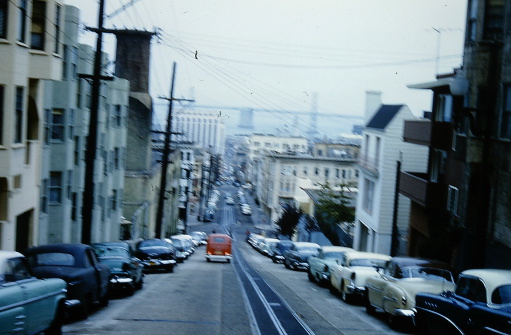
63 186 413 335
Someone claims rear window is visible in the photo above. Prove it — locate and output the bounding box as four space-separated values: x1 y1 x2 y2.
491 285 511 305
455 276 487 303
212 237 226 243
28 252 75 267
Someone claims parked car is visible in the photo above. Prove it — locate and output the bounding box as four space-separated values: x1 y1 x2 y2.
247 233 265 250
307 246 354 286
365 257 455 327
25 243 111 318
0 250 68 334
134 239 177 273
329 251 391 302
225 196 235 205
241 205 252 216
171 235 196 253
164 238 187 263
190 231 208 245
259 238 280 257
414 268 511 335
271 240 295 263
283 242 321 271
205 234 232 263
90 242 144 295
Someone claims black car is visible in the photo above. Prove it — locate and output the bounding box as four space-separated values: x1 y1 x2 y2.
283 242 321 271
415 268 511 335
25 243 110 318
134 239 177 273
271 240 294 263
90 242 144 295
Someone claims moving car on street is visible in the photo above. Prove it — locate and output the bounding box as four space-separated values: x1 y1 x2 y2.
205 234 232 263
25 243 111 319
0 250 68 334
283 242 321 271
414 268 511 335
90 242 144 295
329 251 391 302
307 246 353 286
364 257 455 327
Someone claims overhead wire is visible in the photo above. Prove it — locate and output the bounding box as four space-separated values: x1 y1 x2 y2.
156 35 325 136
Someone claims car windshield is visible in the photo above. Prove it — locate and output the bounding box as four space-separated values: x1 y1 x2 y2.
402 266 452 281
139 240 169 249
350 258 387 267
28 252 75 267
171 239 185 248
297 246 319 252
324 252 345 259
93 246 129 258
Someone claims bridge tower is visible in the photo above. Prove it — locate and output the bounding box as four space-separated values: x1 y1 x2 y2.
306 92 319 138
238 108 254 129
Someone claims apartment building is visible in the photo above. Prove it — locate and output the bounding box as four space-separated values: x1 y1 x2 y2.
258 152 359 225
246 134 308 203
37 6 130 244
0 0 65 251
401 0 511 270
354 99 428 256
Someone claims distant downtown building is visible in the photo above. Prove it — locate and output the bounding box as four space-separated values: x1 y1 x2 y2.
173 109 226 155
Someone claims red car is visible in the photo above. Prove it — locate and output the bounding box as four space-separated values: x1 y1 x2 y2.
205 234 232 263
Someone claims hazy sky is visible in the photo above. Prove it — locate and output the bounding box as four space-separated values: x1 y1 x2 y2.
64 0 467 134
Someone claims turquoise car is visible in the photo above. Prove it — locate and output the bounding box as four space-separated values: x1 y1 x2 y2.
0 250 67 334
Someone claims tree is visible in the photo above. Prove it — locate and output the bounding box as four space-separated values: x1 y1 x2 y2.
275 204 302 238
315 183 355 245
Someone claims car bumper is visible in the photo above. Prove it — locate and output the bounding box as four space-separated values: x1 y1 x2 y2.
394 308 416 318
142 259 176 270
291 260 309 270
345 283 365 296
205 254 232 262
109 275 134 289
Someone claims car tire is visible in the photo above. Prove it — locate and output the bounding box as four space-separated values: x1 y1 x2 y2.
78 296 92 320
126 284 135 296
167 265 174 273
135 277 143 290
307 270 315 282
284 260 290 269
99 292 109 307
46 300 65 335
364 292 376 315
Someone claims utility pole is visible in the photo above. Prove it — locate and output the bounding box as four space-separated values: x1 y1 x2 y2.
81 0 107 244
154 62 193 238
390 153 402 257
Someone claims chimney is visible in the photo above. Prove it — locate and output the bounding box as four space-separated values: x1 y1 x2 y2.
365 90 382 122
114 30 154 94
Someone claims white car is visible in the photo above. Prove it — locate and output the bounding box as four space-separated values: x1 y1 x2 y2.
225 197 235 205
329 250 391 302
241 207 252 215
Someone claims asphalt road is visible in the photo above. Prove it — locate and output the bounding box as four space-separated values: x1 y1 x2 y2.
62 185 415 335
